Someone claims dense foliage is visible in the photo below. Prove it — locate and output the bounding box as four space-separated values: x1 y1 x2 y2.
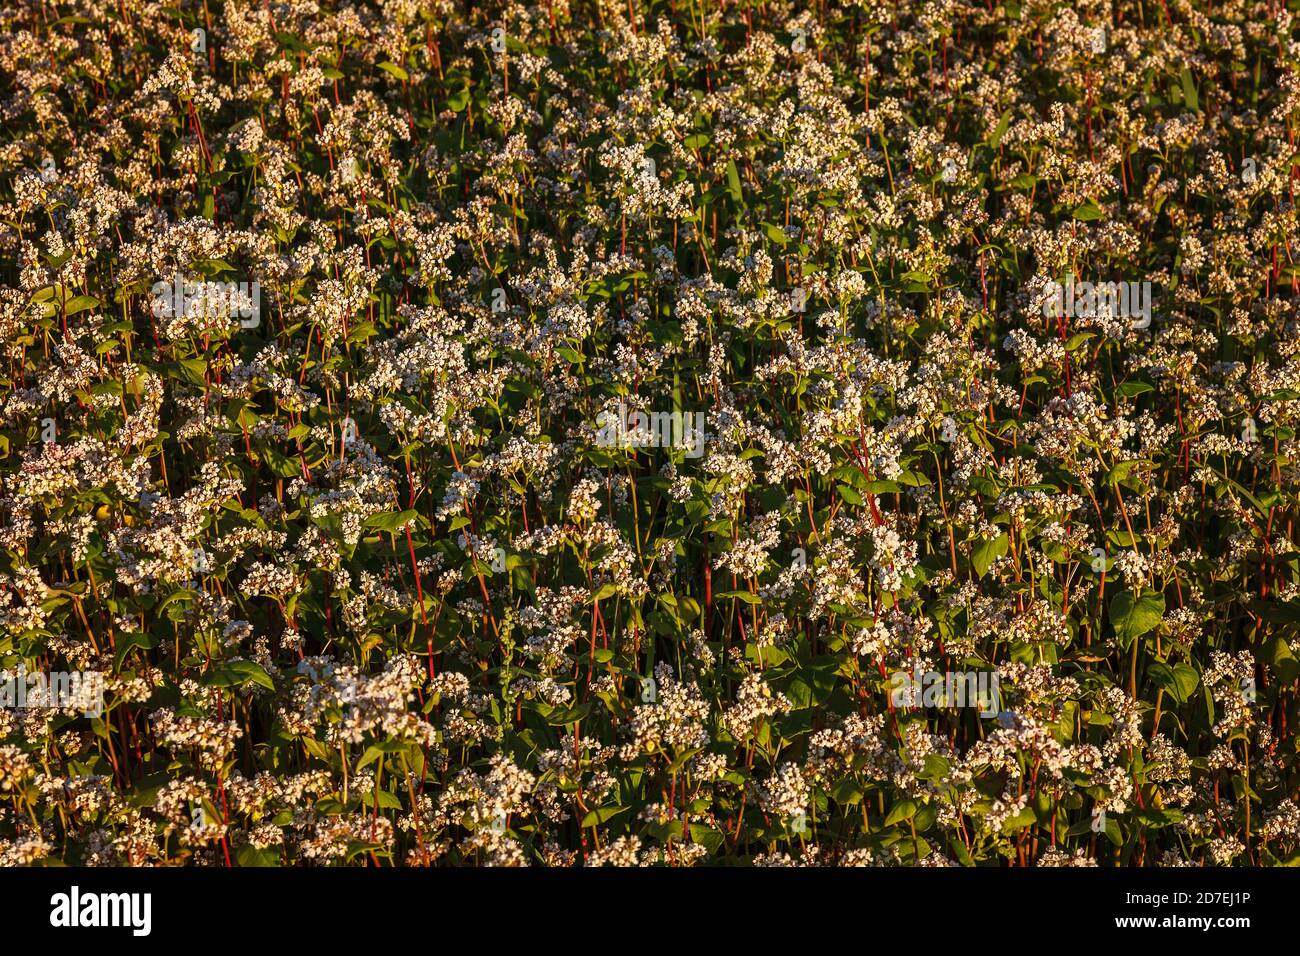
2 0 1299 866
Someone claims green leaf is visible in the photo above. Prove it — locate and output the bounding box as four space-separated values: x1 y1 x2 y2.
113 631 158 671
830 777 864 805
836 483 864 506
63 294 101 316
715 589 761 605
226 660 275 691
377 61 409 82
725 159 743 203
1115 381 1154 398
175 358 207 387
1266 633 1300 684
884 799 917 825
1001 806 1038 833
688 823 724 853
1109 588 1165 649
1071 200 1104 221
581 805 629 827
1248 599 1300 625
971 533 1009 578
1133 807 1184 828
1147 661 1198 704
545 702 591 726
447 87 470 112
1179 67 1199 112
236 845 280 867
989 109 1012 149
365 509 419 533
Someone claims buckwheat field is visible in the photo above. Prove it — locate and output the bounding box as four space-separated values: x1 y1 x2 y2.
1 0 1298 868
